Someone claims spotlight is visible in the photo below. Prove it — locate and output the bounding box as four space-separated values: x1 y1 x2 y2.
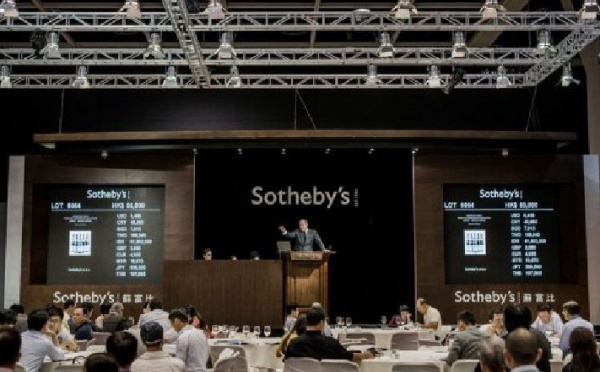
0 0 18 18
42 32 61 59
501 148 509 157
215 32 235 60
480 0 506 20
0 65 12 89
144 33 165 59
377 32 395 58
203 0 226 20
325 148 331 155
353 8 372 22
237 148 243 155
535 30 556 57
72 66 90 89
119 1 141 19
162 66 180 88
443 68 465 95
496 65 511 89
368 148 375 155
391 0 417 20
364 64 382 86
579 0 600 20
426 65 442 88
281 148 287 155
101 150 109 160
451 31 468 58
226 65 241 88
560 63 580 87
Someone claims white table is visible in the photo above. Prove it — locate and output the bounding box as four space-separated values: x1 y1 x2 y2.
335 328 436 349
360 348 448 372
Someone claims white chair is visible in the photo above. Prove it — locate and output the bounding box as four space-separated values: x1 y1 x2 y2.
320 359 360 372
450 359 480 372
391 332 420 350
391 362 443 372
550 359 564 372
53 365 84 372
284 357 322 372
91 331 112 346
213 354 250 372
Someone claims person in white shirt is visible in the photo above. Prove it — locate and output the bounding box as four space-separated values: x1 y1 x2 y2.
284 303 299 332
0 326 21 372
480 307 508 337
416 297 442 339
531 303 563 337
131 322 185 372
139 299 173 334
169 309 209 372
20 309 65 372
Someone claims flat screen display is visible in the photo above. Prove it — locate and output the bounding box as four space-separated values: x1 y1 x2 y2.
46 185 165 285
443 184 560 284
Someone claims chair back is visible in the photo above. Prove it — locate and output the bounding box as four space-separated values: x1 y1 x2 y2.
210 344 247 366
550 359 563 372
91 331 112 346
213 354 249 372
449 359 480 372
391 362 443 372
321 359 360 372
391 331 420 350
284 357 322 372
75 339 89 351
53 365 84 372
339 332 376 345
419 339 441 347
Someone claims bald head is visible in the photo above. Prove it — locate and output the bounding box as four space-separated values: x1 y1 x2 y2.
505 328 541 368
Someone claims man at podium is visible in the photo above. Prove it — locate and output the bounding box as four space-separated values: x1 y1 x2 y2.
279 219 326 251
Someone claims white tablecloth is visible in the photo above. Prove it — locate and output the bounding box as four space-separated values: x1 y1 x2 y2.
335 328 436 349
208 337 283 370
360 348 448 372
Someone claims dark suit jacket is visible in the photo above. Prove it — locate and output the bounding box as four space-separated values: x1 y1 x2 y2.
284 228 325 251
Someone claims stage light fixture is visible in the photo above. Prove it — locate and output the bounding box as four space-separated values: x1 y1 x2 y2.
162 66 180 88
579 0 600 20
496 65 511 88
391 0 417 21
364 64 382 86
144 33 165 59
120 1 141 19
72 66 90 89
42 32 61 59
216 32 236 59
203 0 226 20
226 65 241 88
377 32 395 58
535 30 556 57
480 0 505 20
426 65 442 88
0 0 18 18
0 65 12 88
560 63 580 87
451 31 468 59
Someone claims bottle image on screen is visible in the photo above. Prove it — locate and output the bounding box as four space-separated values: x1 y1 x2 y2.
464 229 486 256
69 230 92 256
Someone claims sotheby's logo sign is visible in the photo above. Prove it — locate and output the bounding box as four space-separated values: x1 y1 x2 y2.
250 185 359 209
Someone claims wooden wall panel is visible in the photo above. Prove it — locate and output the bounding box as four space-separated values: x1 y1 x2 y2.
20 154 194 314
163 261 283 328
414 155 588 324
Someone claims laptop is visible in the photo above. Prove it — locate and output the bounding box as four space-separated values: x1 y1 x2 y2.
276 241 291 254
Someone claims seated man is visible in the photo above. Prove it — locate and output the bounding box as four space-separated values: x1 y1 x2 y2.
131 321 185 372
20 309 65 372
531 303 563 337
559 300 594 355
285 307 373 363
73 306 94 341
416 297 442 339
479 307 507 337
447 310 483 366
311 302 332 337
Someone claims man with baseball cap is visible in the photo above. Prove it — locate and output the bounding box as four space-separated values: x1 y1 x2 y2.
130 321 185 372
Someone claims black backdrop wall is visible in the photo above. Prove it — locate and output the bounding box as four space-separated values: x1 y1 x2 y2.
194 148 414 323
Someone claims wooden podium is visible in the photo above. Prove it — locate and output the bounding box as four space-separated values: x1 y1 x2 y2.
283 251 332 313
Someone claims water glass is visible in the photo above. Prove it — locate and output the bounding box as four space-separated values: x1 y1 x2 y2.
336 316 344 328
254 326 261 338
242 325 250 338
345 317 352 327
381 315 387 325
264 325 271 337
212 325 219 336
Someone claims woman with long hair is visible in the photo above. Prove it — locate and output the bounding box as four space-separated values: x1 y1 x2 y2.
563 327 600 372
276 315 308 358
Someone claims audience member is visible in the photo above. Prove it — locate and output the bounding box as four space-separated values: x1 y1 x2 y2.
447 310 483 365
284 303 299 332
480 307 507 337
9 304 27 333
416 298 443 339
62 300 76 332
285 307 373 363
96 302 112 331
311 302 333 337
389 305 412 327
169 309 209 372
0 310 17 327
83 353 119 372
103 302 130 334
277 315 307 358
504 303 551 372
479 336 506 372
73 306 94 341
532 303 563 337
106 331 138 372
562 327 600 372
46 307 77 351
560 301 594 356
0 326 21 372
131 321 185 372
139 299 172 334
20 309 65 372
202 248 212 261
504 328 542 372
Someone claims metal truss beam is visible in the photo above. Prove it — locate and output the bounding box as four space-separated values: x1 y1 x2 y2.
3 73 533 89
0 11 597 32
161 0 210 86
0 47 543 66
188 11 596 32
524 28 600 85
